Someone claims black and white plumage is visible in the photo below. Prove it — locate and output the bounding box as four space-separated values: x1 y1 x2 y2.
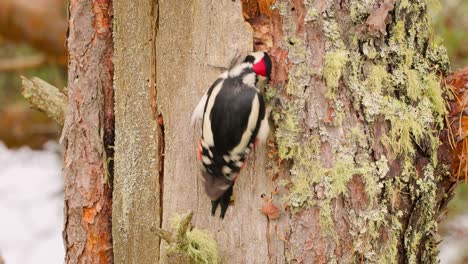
191 51 272 219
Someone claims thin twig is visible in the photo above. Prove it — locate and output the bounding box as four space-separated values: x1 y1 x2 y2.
0 54 47 71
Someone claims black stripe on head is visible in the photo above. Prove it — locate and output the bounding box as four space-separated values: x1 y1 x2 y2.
243 55 255 64
263 52 272 79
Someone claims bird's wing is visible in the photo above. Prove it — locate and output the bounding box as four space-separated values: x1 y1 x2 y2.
208 80 265 155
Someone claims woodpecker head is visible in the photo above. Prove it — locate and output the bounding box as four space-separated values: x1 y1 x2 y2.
244 51 272 80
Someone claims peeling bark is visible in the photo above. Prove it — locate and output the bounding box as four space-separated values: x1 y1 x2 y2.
62 0 114 263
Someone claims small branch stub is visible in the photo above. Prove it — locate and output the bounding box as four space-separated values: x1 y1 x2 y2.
21 76 67 125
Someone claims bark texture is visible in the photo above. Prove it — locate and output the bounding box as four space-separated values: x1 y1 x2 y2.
109 0 463 263
112 0 161 263
257 0 456 263
62 0 114 263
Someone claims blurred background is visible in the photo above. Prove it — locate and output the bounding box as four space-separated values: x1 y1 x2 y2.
0 0 466 263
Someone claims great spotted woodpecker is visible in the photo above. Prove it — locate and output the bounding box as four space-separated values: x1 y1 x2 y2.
191 51 272 219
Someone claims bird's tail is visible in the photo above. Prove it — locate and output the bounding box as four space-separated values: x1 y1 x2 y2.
211 185 234 219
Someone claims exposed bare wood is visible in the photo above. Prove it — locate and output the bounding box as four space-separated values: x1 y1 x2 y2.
21 76 67 125
112 0 161 263
156 1 288 263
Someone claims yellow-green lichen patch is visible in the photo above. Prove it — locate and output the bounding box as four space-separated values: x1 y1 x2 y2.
424 73 446 118
381 99 425 159
323 50 349 99
281 136 322 209
167 213 219 264
405 69 421 101
323 19 346 51
350 0 374 24
318 200 338 241
304 0 318 22
389 21 405 45
326 158 361 196
185 229 219 264
273 100 305 160
376 216 401 263
367 65 392 94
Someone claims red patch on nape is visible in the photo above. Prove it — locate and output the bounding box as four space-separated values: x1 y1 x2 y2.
253 57 267 77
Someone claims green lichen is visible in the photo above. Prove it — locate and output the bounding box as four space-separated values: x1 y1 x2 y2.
367 65 392 94
304 0 318 22
167 213 219 264
323 50 349 98
280 136 322 208
405 69 421 101
390 21 406 45
381 99 425 159
424 73 446 118
184 229 219 264
350 0 371 23
323 19 346 51
377 216 401 263
327 158 361 196
267 0 449 261
274 100 305 160
319 201 338 241
376 156 390 179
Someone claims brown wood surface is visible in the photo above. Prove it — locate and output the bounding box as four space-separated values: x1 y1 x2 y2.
62 0 114 263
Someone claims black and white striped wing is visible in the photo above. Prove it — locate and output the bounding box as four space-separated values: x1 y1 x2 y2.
200 80 265 199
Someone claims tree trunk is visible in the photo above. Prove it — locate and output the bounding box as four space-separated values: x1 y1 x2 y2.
62 0 114 263
155 0 286 263
112 0 161 263
107 0 463 263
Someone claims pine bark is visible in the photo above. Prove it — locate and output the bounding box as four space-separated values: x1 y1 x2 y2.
62 0 114 263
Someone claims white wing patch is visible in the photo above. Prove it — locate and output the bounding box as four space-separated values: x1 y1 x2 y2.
191 94 208 126
256 108 270 144
231 94 260 155
203 80 224 146
202 156 212 165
